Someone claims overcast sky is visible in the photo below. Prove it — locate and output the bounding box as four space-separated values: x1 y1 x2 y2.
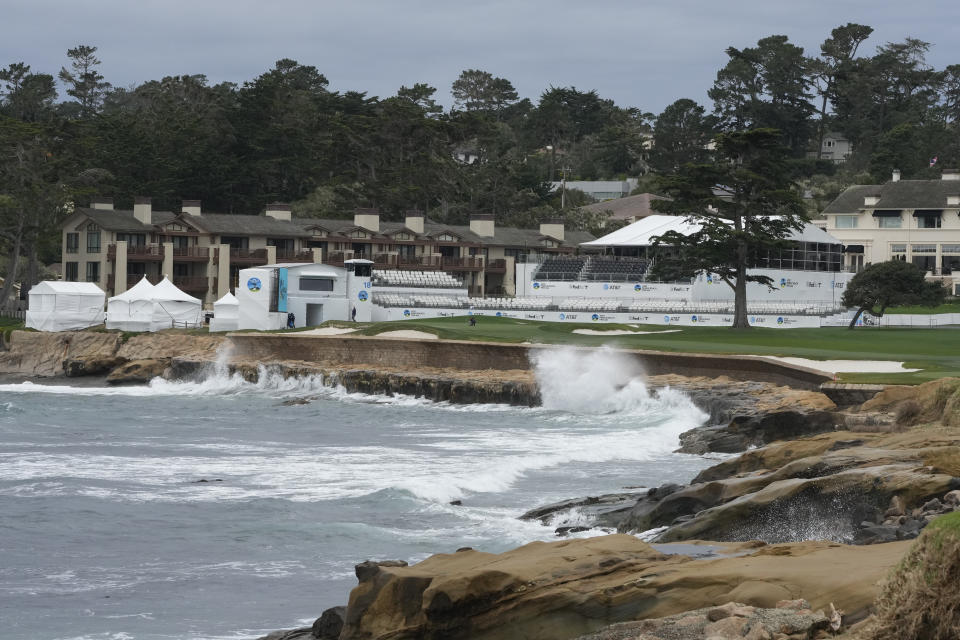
5 0 960 114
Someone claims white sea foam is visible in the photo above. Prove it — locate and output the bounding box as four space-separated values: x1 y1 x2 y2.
1 346 707 507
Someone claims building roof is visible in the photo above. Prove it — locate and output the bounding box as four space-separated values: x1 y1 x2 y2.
191 213 313 237
69 205 595 248
581 192 671 220
291 217 595 248
582 214 841 247
72 207 177 232
823 180 960 213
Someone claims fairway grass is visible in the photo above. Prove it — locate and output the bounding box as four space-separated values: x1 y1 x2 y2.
321 316 960 385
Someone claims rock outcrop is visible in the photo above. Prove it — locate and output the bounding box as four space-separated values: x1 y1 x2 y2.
574 599 830 640
0 330 225 380
333 535 908 640
661 376 840 454
526 426 960 547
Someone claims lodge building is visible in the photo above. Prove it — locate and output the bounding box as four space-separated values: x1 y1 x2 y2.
60 198 593 305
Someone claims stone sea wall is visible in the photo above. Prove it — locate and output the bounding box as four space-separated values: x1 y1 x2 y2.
227 334 832 389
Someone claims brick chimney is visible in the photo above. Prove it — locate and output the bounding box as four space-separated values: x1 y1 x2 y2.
942 169 960 181
91 197 113 210
182 199 202 216
265 203 292 221
539 218 565 241
404 210 425 234
353 208 380 232
469 213 495 238
133 196 152 225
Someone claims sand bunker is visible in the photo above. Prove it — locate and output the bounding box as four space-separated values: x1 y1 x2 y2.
763 356 920 374
572 329 682 336
301 327 358 336
375 330 439 340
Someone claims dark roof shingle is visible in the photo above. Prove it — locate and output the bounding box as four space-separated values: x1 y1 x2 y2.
823 180 960 213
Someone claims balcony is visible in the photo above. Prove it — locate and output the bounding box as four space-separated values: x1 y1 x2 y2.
107 243 164 261
172 246 210 262
172 276 210 293
275 249 314 263
228 248 268 264
374 253 398 267
398 255 442 270
484 259 506 273
442 256 484 271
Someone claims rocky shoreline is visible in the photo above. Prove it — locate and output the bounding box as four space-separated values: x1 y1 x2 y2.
259 379 960 640
6 330 960 638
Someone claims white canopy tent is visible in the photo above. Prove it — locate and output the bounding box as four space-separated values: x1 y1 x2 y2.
151 277 203 329
582 214 842 248
209 292 239 332
106 277 202 331
106 277 158 331
26 281 105 331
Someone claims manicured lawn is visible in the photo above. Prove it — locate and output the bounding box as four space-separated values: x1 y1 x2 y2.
323 316 960 384
885 301 960 315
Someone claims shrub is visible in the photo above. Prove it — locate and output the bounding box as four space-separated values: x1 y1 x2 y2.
895 400 923 425
867 511 960 639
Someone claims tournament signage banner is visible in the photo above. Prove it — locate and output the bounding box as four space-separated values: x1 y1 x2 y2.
277 268 288 313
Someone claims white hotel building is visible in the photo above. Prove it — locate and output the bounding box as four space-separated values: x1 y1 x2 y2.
822 169 960 295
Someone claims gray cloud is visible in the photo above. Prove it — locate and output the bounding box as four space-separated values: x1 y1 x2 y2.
4 0 960 114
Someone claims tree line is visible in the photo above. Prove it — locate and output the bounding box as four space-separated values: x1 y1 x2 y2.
2 23 960 302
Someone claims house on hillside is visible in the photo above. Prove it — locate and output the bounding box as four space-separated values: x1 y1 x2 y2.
549 179 639 202
822 169 960 295
808 132 853 163
59 198 593 304
580 192 671 225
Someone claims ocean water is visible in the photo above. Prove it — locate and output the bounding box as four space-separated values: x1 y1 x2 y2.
0 347 714 640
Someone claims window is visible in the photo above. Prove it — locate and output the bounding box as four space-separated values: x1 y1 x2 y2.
834 215 858 228
395 232 412 241
891 244 907 253
299 277 334 291
912 244 936 254
267 238 294 250
116 233 146 246
65 262 78 281
878 216 901 228
349 229 368 239
66 233 79 253
942 245 960 254
917 216 941 229
85 261 100 283
86 226 101 253
221 236 248 249
825 140 835 148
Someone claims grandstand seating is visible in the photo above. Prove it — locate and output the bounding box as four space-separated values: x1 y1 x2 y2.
581 257 649 281
532 256 586 280
371 293 551 311
371 269 463 289
557 297 623 312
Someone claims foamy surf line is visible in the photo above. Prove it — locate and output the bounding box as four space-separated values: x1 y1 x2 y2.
0 378 519 413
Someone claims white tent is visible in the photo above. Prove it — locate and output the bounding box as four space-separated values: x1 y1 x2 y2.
106 277 157 331
151 277 203 329
26 281 105 331
209 292 239 332
582 214 843 248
